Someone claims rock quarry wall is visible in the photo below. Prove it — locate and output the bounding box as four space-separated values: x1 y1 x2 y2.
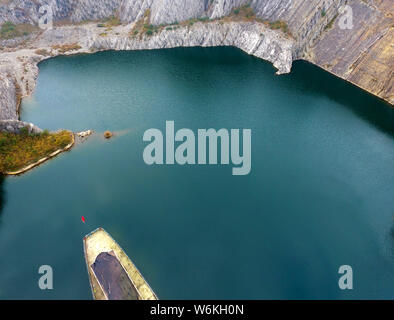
0 0 392 131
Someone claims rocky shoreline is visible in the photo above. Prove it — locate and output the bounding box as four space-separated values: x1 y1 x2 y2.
0 0 393 133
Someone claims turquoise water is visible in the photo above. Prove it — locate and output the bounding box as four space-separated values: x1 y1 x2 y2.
0 47 393 299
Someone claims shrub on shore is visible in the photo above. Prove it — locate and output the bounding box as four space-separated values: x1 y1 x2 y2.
0 129 73 174
268 20 290 34
35 49 50 56
51 43 82 53
0 21 38 39
97 16 122 29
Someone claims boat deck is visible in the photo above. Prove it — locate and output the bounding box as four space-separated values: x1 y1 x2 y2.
83 228 157 300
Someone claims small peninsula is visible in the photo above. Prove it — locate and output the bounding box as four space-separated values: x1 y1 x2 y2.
0 129 74 175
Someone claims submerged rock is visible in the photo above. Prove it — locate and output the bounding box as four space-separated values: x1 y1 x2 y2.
104 131 113 139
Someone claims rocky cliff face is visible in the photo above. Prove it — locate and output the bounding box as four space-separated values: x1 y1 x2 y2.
0 0 345 47
308 0 393 103
0 69 19 120
0 0 392 130
0 0 350 55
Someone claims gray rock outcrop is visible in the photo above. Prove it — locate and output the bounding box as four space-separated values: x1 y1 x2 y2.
0 120 43 134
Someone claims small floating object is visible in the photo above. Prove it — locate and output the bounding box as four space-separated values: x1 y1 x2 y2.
103 131 113 139
83 228 157 300
77 130 93 138
81 216 86 223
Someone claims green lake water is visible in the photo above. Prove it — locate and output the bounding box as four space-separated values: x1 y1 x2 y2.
0 47 393 299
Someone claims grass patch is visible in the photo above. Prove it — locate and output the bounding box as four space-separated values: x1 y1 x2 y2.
51 43 82 53
226 4 260 22
0 21 38 39
325 14 338 30
266 20 292 37
269 20 289 33
130 9 151 37
226 5 292 37
98 15 122 28
0 130 73 173
34 48 50 56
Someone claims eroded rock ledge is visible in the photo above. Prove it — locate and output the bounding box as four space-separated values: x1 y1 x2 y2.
0 0 392 131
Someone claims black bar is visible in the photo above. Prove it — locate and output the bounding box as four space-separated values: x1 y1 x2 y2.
1 300 392 318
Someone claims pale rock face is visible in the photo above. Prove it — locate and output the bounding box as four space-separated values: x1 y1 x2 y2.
0 119 43 134
0 0 346 54
0 71 19 120
149 0 207 25
0 50 42 121
209 0 249 19
89 22 293 73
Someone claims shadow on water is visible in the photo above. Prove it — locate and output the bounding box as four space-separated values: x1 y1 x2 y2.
179 47 394 136
389 222 394 262
0 175 5 221
289 60 394 137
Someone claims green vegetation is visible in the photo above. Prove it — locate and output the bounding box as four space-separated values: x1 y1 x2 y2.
0 130 73 173
227 4 258 21
0 21 37 39
1 22 19 39
325 14 338 30
143 24 159 35
226 5 292 37
269 20 289 34
321 9 326 17
133 21 180 37
99 16 122 28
